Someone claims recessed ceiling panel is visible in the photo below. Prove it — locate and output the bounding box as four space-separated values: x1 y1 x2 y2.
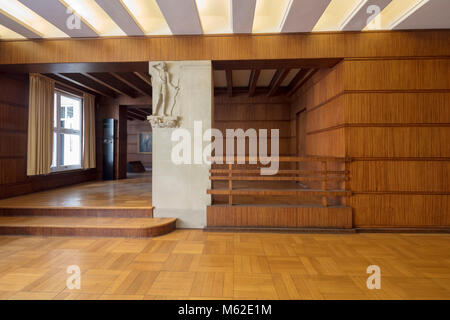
394 0 450 30
0 10 41 38
156 0 202 34
213 70 227 87
1 0 69 38
121 0 170 35
0 23 25 39
18 0 97 37
364 0 429 30
94 0 145 36
314 0 363 31
63 0 125 36
196 0 231 34
281 68 301 86
283 0 331 33
253 0 291 33
232 70 252 87
257 69 277 87
232 0 257 33
341 0 392 31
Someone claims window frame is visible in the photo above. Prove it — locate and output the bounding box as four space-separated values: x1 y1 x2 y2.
51 89 83 173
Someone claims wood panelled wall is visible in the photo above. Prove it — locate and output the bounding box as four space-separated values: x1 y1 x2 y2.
0 73 97 199
127 120 152 169
291 58 450 229
95 97 152 179
1 30 449 64
214 95 294 157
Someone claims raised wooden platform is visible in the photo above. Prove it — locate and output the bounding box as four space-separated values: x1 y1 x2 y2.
0 217 176 238
0 173 176 238
0 207 154 218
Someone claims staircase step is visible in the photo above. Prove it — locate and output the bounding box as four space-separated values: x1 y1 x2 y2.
0 216 175 238
0 207 153 218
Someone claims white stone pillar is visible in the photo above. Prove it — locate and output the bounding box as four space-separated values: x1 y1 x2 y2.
150 61 212 228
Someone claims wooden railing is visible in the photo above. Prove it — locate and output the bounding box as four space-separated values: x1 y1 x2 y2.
207 156 351 207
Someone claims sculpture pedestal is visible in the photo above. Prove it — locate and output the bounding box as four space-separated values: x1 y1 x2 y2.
147 115 179 128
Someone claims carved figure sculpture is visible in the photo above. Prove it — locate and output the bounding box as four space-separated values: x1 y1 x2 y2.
150 62 180 116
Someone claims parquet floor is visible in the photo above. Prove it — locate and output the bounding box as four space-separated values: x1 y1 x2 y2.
0 172 152 209
0 230 449 300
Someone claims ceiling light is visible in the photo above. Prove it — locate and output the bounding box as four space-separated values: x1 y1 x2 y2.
364 0 429 30
253 0 292 33
196 0 231 34
120 0 171 35
0 0 68 38
313 0 366 31
61 0 125 36
0 24 25 39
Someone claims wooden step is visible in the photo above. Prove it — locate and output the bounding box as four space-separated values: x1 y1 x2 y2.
0 216 176 238
0 207 154 218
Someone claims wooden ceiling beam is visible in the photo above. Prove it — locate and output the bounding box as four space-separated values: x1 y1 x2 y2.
212 59 341 70
43 73 99 97
112 72 152 97
0 62 149 74
84 72 138 98
128 107 150 118
215 86 288 96
287 69 319 97
57 73 117 98
226 68 233 98
132 107 152 115
267 69 291 97
134 72 152 87
127 109 147 121
248 69 260 97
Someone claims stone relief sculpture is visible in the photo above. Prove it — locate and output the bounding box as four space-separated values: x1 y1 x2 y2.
148 62 180 128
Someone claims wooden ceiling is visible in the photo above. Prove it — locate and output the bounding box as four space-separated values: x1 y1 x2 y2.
126 105 152 121
0 59 340 105
44 71 152 99
212 58 340 97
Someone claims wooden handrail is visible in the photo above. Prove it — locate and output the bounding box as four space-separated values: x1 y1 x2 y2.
210 176 348 182
210 169 349 175
208 156 351 162
208 156 351 208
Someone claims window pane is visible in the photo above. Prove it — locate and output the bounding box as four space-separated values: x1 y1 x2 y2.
51 132 56 168
60 133 81 166
60 95 81 131
54 93 57 128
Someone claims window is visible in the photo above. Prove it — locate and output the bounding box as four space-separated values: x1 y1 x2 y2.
51 90 82 172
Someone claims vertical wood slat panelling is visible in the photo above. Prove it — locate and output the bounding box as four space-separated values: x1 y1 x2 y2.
293 58 450 228
350 161 450 192
0 74 97 199
342 59 450 91
1 30 450 64
214 95 294 157
207 206 353 228
290 64 346 158
344 58 450 228
290 58 450 228
350 195 450 227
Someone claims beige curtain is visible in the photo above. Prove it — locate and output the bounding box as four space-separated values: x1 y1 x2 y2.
82 92 96 169
27 74 55 176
